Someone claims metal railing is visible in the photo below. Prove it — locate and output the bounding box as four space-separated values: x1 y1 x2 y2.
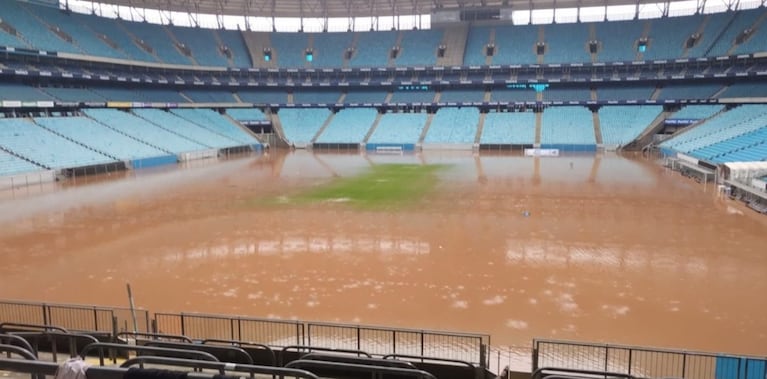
154 312 305 346
533 339 767 379
0 300 150 334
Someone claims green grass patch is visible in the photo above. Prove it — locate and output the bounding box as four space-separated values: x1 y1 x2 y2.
294 163 445 209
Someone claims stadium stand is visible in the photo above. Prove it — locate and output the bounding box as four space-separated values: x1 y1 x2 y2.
660 105 767 162
542 87 592 102
292 90 342 104
226 108 269 122
671 105 725 120
492 25 539 65
0 118 116 169
170 109 261 146
424 107 480 144
182 89 238 103
0 1 81 53
83 109 207 154
344 90 388 104
132 109 243 148
217 29 252 67
349 30 398 67
278 108 333 146
705 8 763 57
464 26 492 66
238 90 288 104
543 23 591 64
395 29 443 67
73 12 159 62
595 19 645 62
643 15 704 60
720 82 767 98
596 85 656 101
656 83 723 100
390 90 436 104
480 111 537 145
168 26 230 67
311 32 354 68
440 89 486 103
540 106 596 148
271 32 309 68
0 83 53 101
316 108 378 143
0 149 43 176
491 88 537 103
599 106 663 146
120 21 194 65
91 87 189 103
41 87 105 102
367 111 428 145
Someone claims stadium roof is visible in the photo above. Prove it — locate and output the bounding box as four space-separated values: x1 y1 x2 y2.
85 0 723 19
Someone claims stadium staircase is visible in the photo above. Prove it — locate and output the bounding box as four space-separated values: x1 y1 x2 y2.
310 111 336 144
116 21 163 62
637 21 652 61
417 113 435 147
726 12 767 56
163 26 197 65
265 109 290 147
537 26 545 64
17 3 83 54
388 31 405 67
592 112 603 145
212 29 235 67
485 28 495 65
436 23 469 67
535 112 543 146
703 13 739 56
588 24 598 63
242 31 275 68
362 112 384 144
682 16 711 58
474 112 487 148
345 33 361 68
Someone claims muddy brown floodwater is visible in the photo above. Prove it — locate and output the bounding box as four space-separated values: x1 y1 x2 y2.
0 151 765 367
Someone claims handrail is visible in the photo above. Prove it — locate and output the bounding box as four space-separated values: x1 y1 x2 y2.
285 359 438 379
80 342 219 366
143 340 253 364
0 334 36 357
116 332 193 344
0 358 258 379
532 367 641 379
118 356 320 379
533 338 753 360
10 331 100 360
279 345 371 366
383 353 476 369
201 339 275 366
0 323 68 333
0 344 37 360
301 352 416 368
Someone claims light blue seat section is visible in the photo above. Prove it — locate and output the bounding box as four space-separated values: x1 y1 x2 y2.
543 23 591 64
349 31 397 68
596 85 655 101
28 3 125 59
0 118 115 169
368 112 428 144
292 91 341 104
595 19 645 62
43 87 105 102
492 25 539 65
543 88 591 102
120 21 192 65
311 32 353 68
657 83 722 100
182 90 237 103
686 12 733 58
0 25 28 49
643 15 703 60
694 127 767 162
491 88 537 102
540 106 595 145
480 111 536 144
83 108 205 154
344 90 387 103
279 108 332 145
316 108 378 143
706 9 762 57
734 15 767 54
226 108 268 122
672 105 724 120
396 29 443 67
390 91 435 103
464 26 491 66
0 149 42 176
721 83 767 98
90 88 188 103
169 26 229 67
661 105 767 155
75 13 158 62
0 1 80 53
217 30 251 67
170 109 258 145
271 33 308 68
0 84 54 101
132 109 238 148
237 90 287 104
33 116 165 160
599 105 662 145
440 90 485 103
424 107 479 143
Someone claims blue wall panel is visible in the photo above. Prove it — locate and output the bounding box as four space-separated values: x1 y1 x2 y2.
131 155 178 169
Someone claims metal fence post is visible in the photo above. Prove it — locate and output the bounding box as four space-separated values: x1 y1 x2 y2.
42 304 49 326
180 314 186 336
93 307 99 331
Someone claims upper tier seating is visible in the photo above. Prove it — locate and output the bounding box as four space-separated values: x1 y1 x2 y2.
0 149 43 176
350 31 398 68
83 108 206 154
0 118 115 168
596 85 655 101
226 108 268 122
542 87 592 102
0 83 54 101
599 105 663 146
217 30 252 67
42 87 105 102
169 26 229 67
491 88 537 103
182 90 238 103
367 112 428 144
390 91 436 104
540 106 596 146
671 105 724 120
237 90 288 104
595 19 645 62
706 8 763 56
90 88 188 103
132 109 242 148
440 90 486 103
657 83 723 100
119 21 193 65
424 107 479 144
661 105 767 160
33 116 166 160
395 30 443 67
170 109 259 145
685 12 733 58
642 15 704 60
464 26 492 66
720 83 767 98
271 33 309 68
316 108 378 143
480 111 537 145
543 23 591 64
278 108 332 145
292 91 342 104
344 90 387 104
492 25 539 65
311 32 353 68
73 12 158 62
0 1 80 53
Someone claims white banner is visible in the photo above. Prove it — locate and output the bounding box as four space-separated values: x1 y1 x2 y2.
525 149 560 157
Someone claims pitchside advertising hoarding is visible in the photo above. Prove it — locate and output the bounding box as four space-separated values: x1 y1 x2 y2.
525 149 560 157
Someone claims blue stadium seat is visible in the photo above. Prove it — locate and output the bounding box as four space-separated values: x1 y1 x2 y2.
238 90 288 104
395 29 443 67
543 23 591 64
389 91 435 104
464 26 492 66
367 112 428 144
706 8 762 56
168 26 229 67
440 90 486 103
120 21 193 65
316 108 378 143
292 91 342 104
279 108 332 145
492 25 539 65
0 149 44 176
480 111 536 144
599 105 663 146
643 15 704 60
657 83 723 100
344 90 387 104
595 19 644 62
226 108 268 122
170 109 260 145
349 31 397 68
541 106 596 146
311 32 354 68
217 30 252 67
132 109 242 148
271 32 309 68
424 107 479 144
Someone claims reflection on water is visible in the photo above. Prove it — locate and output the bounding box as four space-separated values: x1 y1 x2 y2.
0 151 766 360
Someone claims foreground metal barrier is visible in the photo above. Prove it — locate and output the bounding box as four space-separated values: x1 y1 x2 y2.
118 356 320 379
285 359 439 379
533 339 767 379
